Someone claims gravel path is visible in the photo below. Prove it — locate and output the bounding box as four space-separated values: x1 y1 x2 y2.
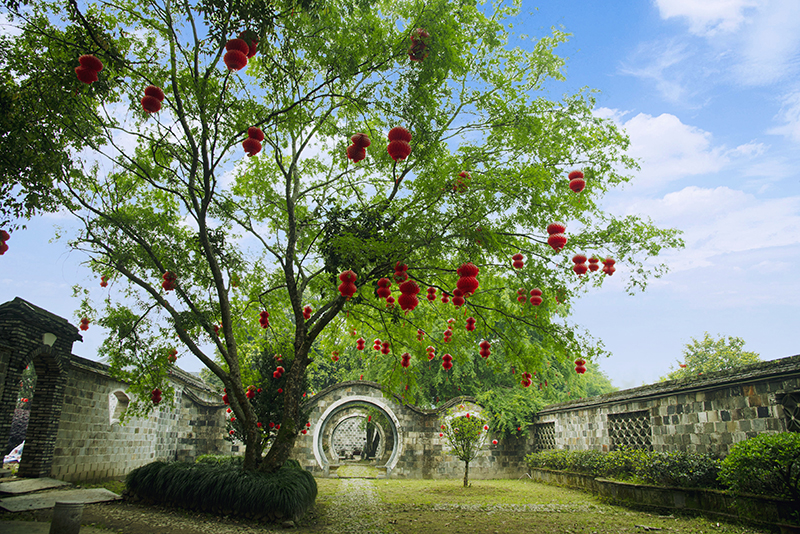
324 478 396 534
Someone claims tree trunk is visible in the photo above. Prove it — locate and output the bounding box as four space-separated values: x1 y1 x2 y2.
463 460 469 487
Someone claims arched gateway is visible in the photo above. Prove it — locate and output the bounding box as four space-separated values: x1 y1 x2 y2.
290 381 528 479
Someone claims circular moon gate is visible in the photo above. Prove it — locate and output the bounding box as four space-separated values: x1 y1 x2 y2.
329 414 386 461
312 395 403 474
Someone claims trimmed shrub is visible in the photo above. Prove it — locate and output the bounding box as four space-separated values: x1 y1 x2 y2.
598 447 649 480
718 432 800 502
125 459 317 521
636 451 721 489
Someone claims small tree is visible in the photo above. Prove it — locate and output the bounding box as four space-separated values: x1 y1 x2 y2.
441 409 487 487
664 332 760 380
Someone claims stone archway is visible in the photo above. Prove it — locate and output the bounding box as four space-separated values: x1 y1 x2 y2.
312 395 403 475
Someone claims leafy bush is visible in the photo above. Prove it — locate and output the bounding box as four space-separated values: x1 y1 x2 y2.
636 451 721 489
718 432 800 501
125 460 317 521
599 447 649 480
526 447 720 488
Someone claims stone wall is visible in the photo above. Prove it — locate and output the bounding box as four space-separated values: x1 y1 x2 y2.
49 356 231 482
292 381 528 480
533 355 800 456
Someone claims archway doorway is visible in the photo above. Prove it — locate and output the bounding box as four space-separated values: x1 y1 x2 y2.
313 396 403 477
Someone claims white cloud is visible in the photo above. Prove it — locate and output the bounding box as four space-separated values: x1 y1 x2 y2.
619 40 699 104
768 90 800 143
617 186 800 272
655 0 761 36
654 0 800 86
0 13 22 38
597 111 762 190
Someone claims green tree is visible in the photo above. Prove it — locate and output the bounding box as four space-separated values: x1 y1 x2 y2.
663 332 760 380
441 409 487 487
3 0 682 473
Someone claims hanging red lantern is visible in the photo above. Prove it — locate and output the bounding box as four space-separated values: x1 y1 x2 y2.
398 279 420 311
223 49 248 71
151 388 162 405
162 271 177 291
547 222 566 235
393 262 409 282
141 95 162 113
338 270 358 299
602 257 616 276
442 353 453 370
79 317 90 331
417 329 425 341
426 286 437 301
512 253 524 269
574 358 587 374
465 317 476 332
588 257 600 272
568 170 586 192
303 305 312 320
144 85 165 102
547 233 567 251
451 288 465 308
351 132 371 148
356 337 366 350
516 288 527 303
247 126 264 141
479 339 491 359
242 137 262 156
573 263 588 276
572 254 587 265
387 140 411 161
441 292 450 304
401 352 411 368
100 275 108 287
225 38 250 56
79 54 104 72
388 127 412 142
238 30 259 57
381 341 391 355
259 311 270 328
346 144 366 162
376 277 392 299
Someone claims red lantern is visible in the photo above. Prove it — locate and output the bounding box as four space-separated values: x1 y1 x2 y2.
242 137 262 156
451 288 465 308
338 270 358 299
79 54 104 72
393 262 409 283
223 49 248 71
401 352 411 368
569 178 586 192
602 257 616 276
441 293 450 304
381 341 391 355
376 277 392 299
141 95 162 113
100 275 108 287
398 279 420 311
238 31 259 58
346 144 366 162
225 38 250 56
572 254 587 265
356 337 366 350
465 317 476 332
351 132 371 148
512 253 524 269
547 233 567 251
479 339 491 359
144 85 165 102
259 311 270 328
442 353 453 370
79 317 90 331
388 127 412 142
162 271 177 291
546 222 566 235
303 305 312 320
574 358 587 374
453 171 471 192
387 140 411 161
151 388 162 405
588 257 600 272
426 286 436 301
573 263 588 276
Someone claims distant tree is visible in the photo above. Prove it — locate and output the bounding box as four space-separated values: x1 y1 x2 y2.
441 409 487 487
663 332 760 380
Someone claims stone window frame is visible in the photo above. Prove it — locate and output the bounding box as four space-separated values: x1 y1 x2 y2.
109 389 130 425
534 421 556 452
776 391 800 432
607 409 653 451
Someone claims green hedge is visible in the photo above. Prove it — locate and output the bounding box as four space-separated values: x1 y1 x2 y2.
526 447 720 489
125 459 317 521
718 432 800 501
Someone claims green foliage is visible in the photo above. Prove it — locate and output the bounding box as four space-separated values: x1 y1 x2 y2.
195 454 244 468
125 459 317 521
526 447 720 489
9 0 682 472
441 410 487 464
664 332 760 381
635 451 721 489
718 432 800 501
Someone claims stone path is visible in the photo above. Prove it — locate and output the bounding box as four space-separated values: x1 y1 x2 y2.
324 478 396 534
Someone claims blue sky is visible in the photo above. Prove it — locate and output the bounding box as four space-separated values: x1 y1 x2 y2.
1 0 799 389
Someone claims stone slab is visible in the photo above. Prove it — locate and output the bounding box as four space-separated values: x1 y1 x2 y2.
0 488 120 512
0 478 70 495
0 520 116 533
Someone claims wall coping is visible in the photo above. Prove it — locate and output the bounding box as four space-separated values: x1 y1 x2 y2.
538 353 800 415
0 297 83 342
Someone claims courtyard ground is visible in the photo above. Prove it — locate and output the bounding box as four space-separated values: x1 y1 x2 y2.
0 475 776 534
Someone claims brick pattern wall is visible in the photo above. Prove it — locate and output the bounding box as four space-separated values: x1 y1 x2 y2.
49 358 231 482
535 355 800 456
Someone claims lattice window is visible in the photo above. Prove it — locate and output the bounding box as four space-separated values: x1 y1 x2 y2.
534 422 556 451
777 392 800 432
607 410 652 451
